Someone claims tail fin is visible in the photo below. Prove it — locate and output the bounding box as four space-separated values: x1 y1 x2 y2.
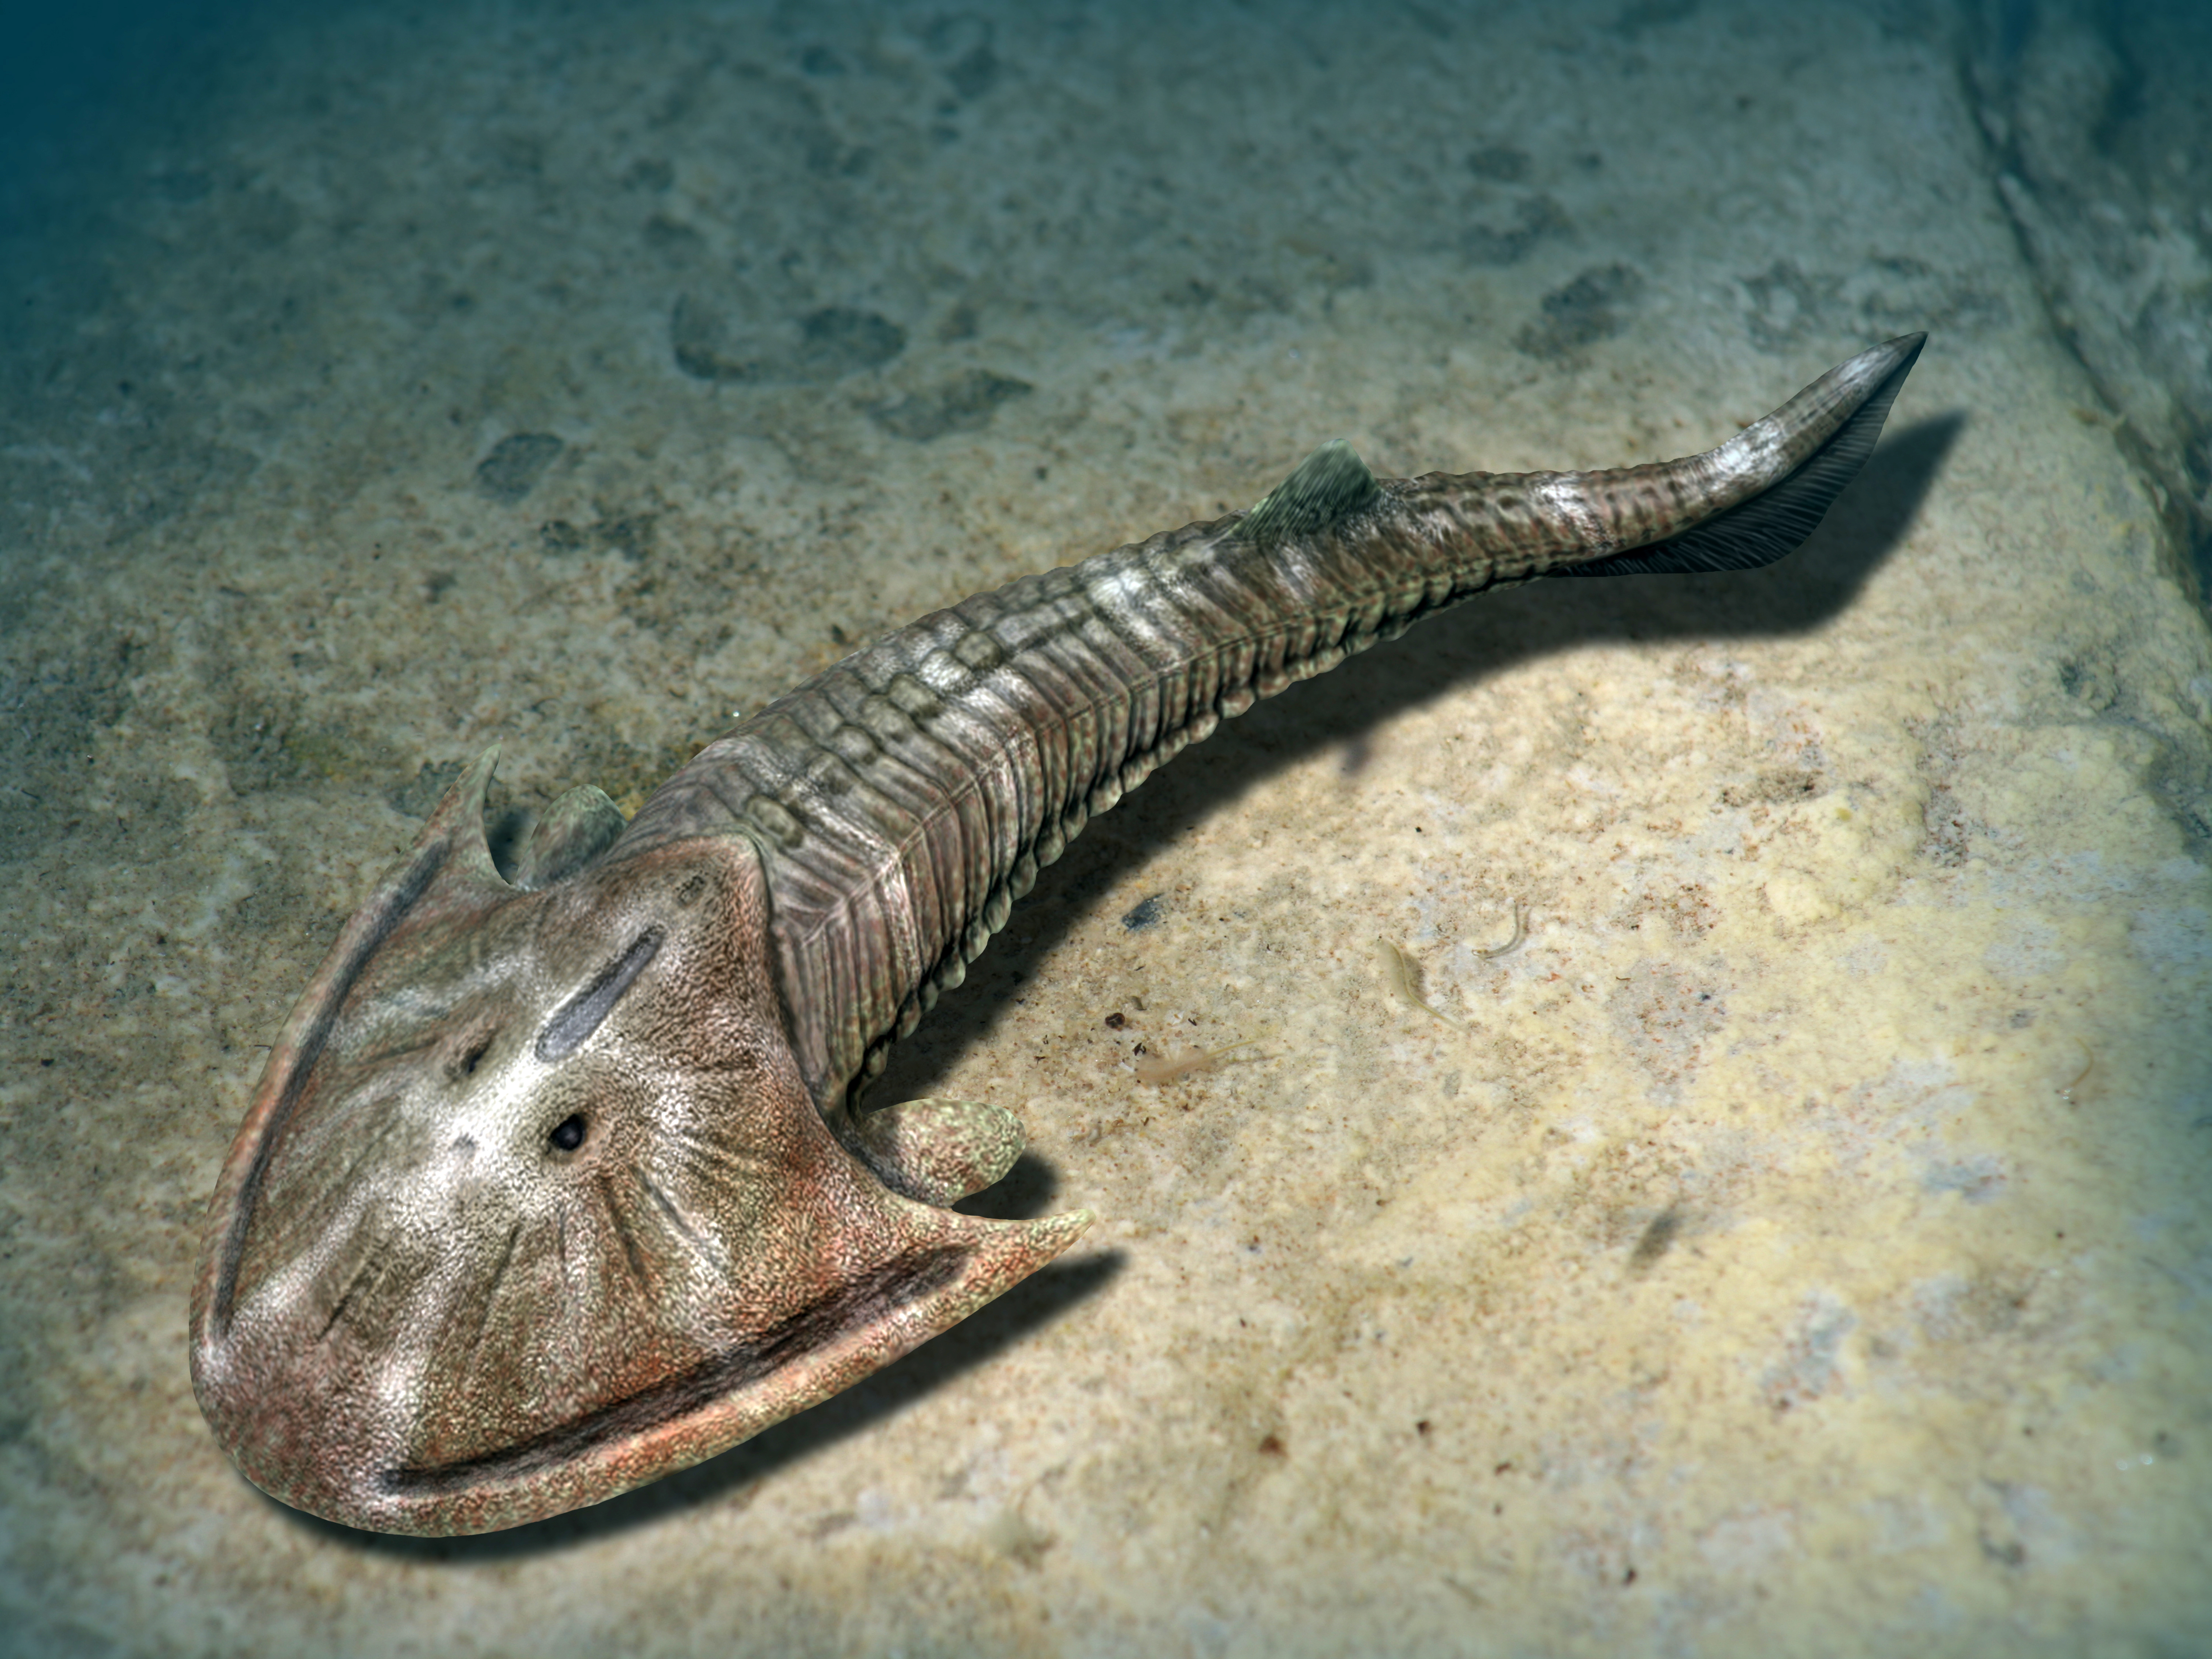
1548 332 1924 579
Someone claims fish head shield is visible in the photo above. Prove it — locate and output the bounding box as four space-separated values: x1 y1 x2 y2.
189 748 1090 1535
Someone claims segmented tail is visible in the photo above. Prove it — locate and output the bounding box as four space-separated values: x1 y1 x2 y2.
621 334 1927 1108
1244 331 1926 584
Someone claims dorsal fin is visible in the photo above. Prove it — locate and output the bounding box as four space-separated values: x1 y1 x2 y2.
1241 438 1382 546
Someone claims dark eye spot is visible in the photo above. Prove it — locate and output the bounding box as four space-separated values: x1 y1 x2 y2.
549 1114 587 1152
447 1030 497 1082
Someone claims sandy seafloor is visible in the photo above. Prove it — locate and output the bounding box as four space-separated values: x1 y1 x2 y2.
2 0 2209 1654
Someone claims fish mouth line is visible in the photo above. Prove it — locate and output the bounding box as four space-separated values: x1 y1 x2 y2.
379 1245 966 1498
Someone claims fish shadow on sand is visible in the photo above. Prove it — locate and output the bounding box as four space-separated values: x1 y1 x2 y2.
274 409 1959 1560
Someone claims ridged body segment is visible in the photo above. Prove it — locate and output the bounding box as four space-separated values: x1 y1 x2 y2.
616 336 1922 1113
621 515 1439 1110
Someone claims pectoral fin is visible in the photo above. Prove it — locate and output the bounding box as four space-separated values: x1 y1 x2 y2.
847 1098 1027 1206
512 785 628 889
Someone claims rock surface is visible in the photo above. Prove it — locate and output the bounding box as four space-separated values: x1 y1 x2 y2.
1965 0 2212 606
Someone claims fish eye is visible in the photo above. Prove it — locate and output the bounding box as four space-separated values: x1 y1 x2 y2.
549 1114 587 1152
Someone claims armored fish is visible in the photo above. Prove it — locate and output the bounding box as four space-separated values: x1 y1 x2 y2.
191 334 1925 1534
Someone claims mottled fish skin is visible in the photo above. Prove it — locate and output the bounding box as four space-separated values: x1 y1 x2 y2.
190 335 1924 1535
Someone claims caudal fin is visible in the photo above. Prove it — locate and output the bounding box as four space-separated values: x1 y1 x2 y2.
1548 332 1925 579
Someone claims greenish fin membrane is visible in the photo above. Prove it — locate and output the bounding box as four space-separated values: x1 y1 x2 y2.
1241 438 1382 546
